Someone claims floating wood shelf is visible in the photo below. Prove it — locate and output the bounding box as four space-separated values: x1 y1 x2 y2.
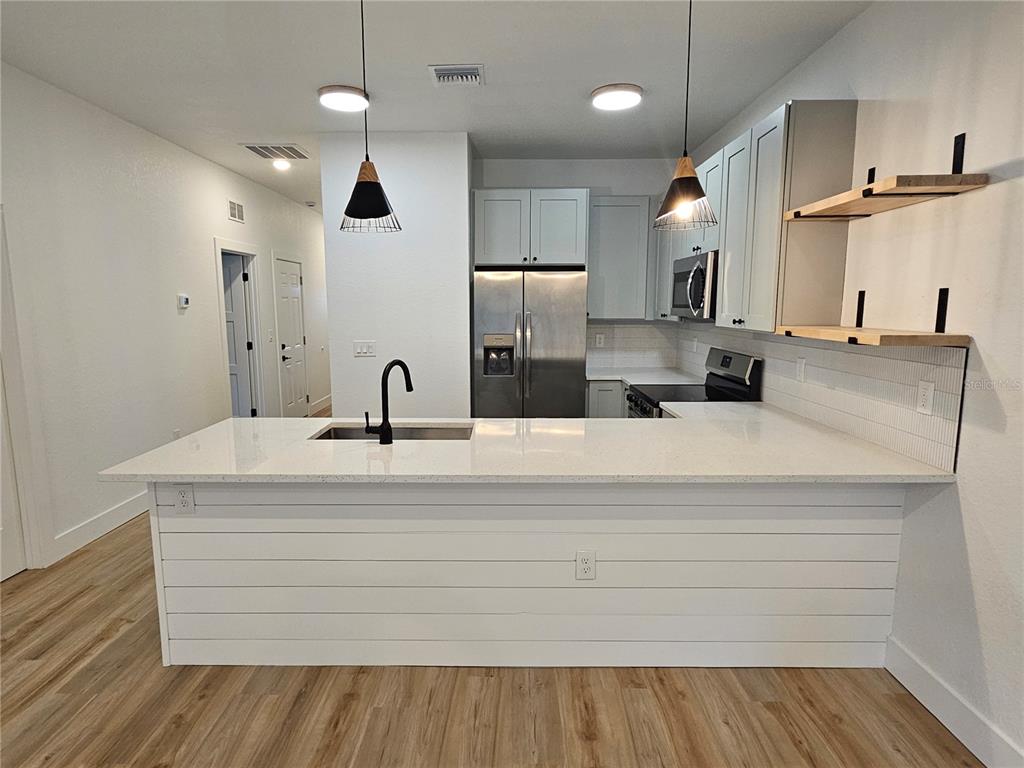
784 174 988 221
776 325 971 348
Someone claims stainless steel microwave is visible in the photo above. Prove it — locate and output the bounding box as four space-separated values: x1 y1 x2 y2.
672 250 717 321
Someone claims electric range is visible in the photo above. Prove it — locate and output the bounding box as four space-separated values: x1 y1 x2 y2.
625 348 763 418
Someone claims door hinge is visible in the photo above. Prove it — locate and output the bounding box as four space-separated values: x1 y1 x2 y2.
242 272 249 282
306 394 310 403
299 276 303 285
246 341 253 351
250 408 257 417
303 335 306 345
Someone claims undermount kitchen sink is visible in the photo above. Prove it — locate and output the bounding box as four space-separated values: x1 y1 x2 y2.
312 425 474 441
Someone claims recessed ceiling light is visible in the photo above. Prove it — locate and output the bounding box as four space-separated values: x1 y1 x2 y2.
591 83 643 111
272 159 291 171
318 84 369 112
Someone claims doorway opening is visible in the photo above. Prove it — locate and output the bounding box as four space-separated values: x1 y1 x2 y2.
221 249 261 417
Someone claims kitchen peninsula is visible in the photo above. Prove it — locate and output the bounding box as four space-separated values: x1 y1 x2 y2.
102 411 951 667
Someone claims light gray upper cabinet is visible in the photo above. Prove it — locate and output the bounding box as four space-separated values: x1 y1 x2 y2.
715 132 752 329
696 148 724 253
742 105 787 332
473 188 589 266
587 196 649 319
713 100 858 333
529 189 589 265
653 227 677 320
473 189 531 265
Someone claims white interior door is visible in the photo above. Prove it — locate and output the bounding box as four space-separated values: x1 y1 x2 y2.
222 252 255 417
1 360 27 580
276 258 308 417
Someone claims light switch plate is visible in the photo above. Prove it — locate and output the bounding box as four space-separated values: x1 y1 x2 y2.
916 380 935 415
595 333 605 348
353 340 376 358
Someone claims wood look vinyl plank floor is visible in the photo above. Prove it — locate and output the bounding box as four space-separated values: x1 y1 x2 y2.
1 515 984 768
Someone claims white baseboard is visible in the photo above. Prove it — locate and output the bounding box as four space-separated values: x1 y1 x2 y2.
309 394 331 414
47 489 149 565
886 637 1024 768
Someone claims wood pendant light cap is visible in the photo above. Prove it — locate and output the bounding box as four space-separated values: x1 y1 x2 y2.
356 160 380 183
673 156 697 180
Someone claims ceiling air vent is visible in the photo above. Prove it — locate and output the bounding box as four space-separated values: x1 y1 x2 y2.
429 64 484 87
240 143 310 161
228 200 245 223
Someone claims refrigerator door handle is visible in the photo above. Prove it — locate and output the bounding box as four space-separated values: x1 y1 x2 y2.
514 311 523 399
524 311 533 398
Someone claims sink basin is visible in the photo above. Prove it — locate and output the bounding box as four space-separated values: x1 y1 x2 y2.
312 424 474 441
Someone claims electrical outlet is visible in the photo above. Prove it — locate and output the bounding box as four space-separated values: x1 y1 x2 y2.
796 357 807 382
171 484 195 514
686 338 698 353
595 333 605 348
916 381 935 415
575 550 597 581
353 340 376 358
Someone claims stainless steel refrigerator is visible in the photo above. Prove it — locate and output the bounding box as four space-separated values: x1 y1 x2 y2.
473 268 587 417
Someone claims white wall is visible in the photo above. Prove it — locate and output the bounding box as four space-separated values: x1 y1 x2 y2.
321 132 471 418
1 64 331 565
691 4 1023 763
474 158 675 197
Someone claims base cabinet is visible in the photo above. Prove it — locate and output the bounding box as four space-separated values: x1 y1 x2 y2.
587 380 625 418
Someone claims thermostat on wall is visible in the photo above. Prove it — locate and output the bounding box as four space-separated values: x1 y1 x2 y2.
177 293 190 310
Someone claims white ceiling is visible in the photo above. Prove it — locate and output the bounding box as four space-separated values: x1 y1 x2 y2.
2 1 869 209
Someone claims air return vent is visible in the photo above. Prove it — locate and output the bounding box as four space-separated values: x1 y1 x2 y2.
228 200 245 223
428 64 484 86
240 143 310 160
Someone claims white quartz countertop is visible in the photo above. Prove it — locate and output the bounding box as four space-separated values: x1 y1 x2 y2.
100 405 954 485
586 366 704 386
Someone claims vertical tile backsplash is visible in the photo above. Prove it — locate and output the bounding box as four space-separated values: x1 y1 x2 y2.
676 325 967 472
587 321 679 369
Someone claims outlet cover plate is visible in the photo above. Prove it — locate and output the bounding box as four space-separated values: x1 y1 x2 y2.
575 550 597 580
916 381 935 415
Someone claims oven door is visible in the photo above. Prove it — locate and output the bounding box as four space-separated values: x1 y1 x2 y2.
671 251 716 321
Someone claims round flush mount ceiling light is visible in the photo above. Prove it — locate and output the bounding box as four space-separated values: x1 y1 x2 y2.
272 158 291 171
591 83 643 111
318 84 369 112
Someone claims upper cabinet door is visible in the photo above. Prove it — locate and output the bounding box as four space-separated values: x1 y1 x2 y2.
715 131 752 329
587 196 649 319
698 148 724 253
530 189 589 265
743 104 788 332
474 189 531 265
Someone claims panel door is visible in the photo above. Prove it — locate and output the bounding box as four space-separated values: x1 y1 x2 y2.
275 259 308 417
222 252 254 417
715 131 752 329
523 271 587 417
587 196 649 319
530 189 589 265
743 104 788 333
473 189 531 265
1 359 26 579
699 148 725 253
588 380 624 418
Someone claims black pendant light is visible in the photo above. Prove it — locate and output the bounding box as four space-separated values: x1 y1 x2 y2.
654 0 716 231
340 0 400 233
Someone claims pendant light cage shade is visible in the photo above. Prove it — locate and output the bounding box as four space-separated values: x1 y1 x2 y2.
340 160 402 233
654 156 717 231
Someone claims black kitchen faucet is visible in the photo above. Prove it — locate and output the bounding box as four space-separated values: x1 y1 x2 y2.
364 359 414 445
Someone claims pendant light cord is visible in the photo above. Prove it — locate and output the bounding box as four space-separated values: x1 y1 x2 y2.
682 0 693 157
360 0 369 161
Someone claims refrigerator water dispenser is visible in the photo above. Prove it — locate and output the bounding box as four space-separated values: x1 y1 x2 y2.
482 334 515 376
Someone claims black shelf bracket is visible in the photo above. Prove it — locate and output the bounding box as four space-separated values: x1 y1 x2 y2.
855 290 866 329
935 287 950 333
952 133 966 174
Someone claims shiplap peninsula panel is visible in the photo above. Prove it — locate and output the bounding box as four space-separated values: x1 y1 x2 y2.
153 481 904 667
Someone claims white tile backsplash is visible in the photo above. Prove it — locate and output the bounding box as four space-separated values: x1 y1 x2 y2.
587 321 679 369
675 324 966 472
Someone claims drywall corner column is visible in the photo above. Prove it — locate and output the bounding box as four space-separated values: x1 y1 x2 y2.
320 132 471 418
